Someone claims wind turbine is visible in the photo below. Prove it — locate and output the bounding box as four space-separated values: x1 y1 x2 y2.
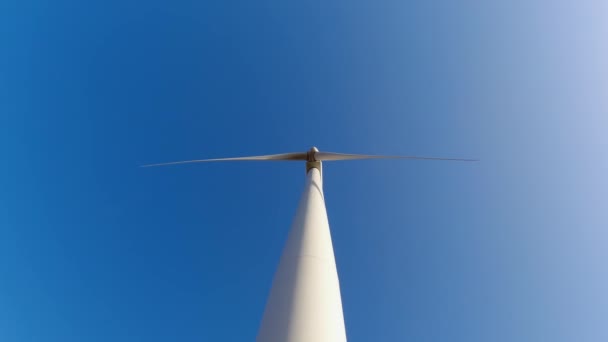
143 147 475 342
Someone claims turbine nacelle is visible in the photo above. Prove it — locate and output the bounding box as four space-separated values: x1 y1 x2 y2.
306 147 322 174
307 146 320 161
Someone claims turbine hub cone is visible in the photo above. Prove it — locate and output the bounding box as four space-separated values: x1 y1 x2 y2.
306 147 322 173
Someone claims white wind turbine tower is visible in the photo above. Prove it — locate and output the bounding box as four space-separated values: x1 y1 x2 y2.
143 147 475 342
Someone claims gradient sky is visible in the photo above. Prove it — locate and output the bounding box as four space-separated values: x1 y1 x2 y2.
1 0 607 341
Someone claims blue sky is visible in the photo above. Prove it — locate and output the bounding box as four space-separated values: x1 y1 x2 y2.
1 0 607 341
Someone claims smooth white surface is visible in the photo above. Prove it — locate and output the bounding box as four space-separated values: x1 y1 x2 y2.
257 168 347 342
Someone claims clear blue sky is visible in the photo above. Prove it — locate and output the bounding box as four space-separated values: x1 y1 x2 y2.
1 0 607 341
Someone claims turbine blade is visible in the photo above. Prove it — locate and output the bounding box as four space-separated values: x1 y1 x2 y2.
141 152 307 167
315 152 477 162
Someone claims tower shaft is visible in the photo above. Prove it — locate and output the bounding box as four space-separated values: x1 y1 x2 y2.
257 167 347 342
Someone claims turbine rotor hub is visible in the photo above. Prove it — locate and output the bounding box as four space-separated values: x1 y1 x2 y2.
306 147 322 173
307 146 319 162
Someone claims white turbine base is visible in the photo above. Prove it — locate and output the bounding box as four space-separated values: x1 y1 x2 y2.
257 168 347 342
